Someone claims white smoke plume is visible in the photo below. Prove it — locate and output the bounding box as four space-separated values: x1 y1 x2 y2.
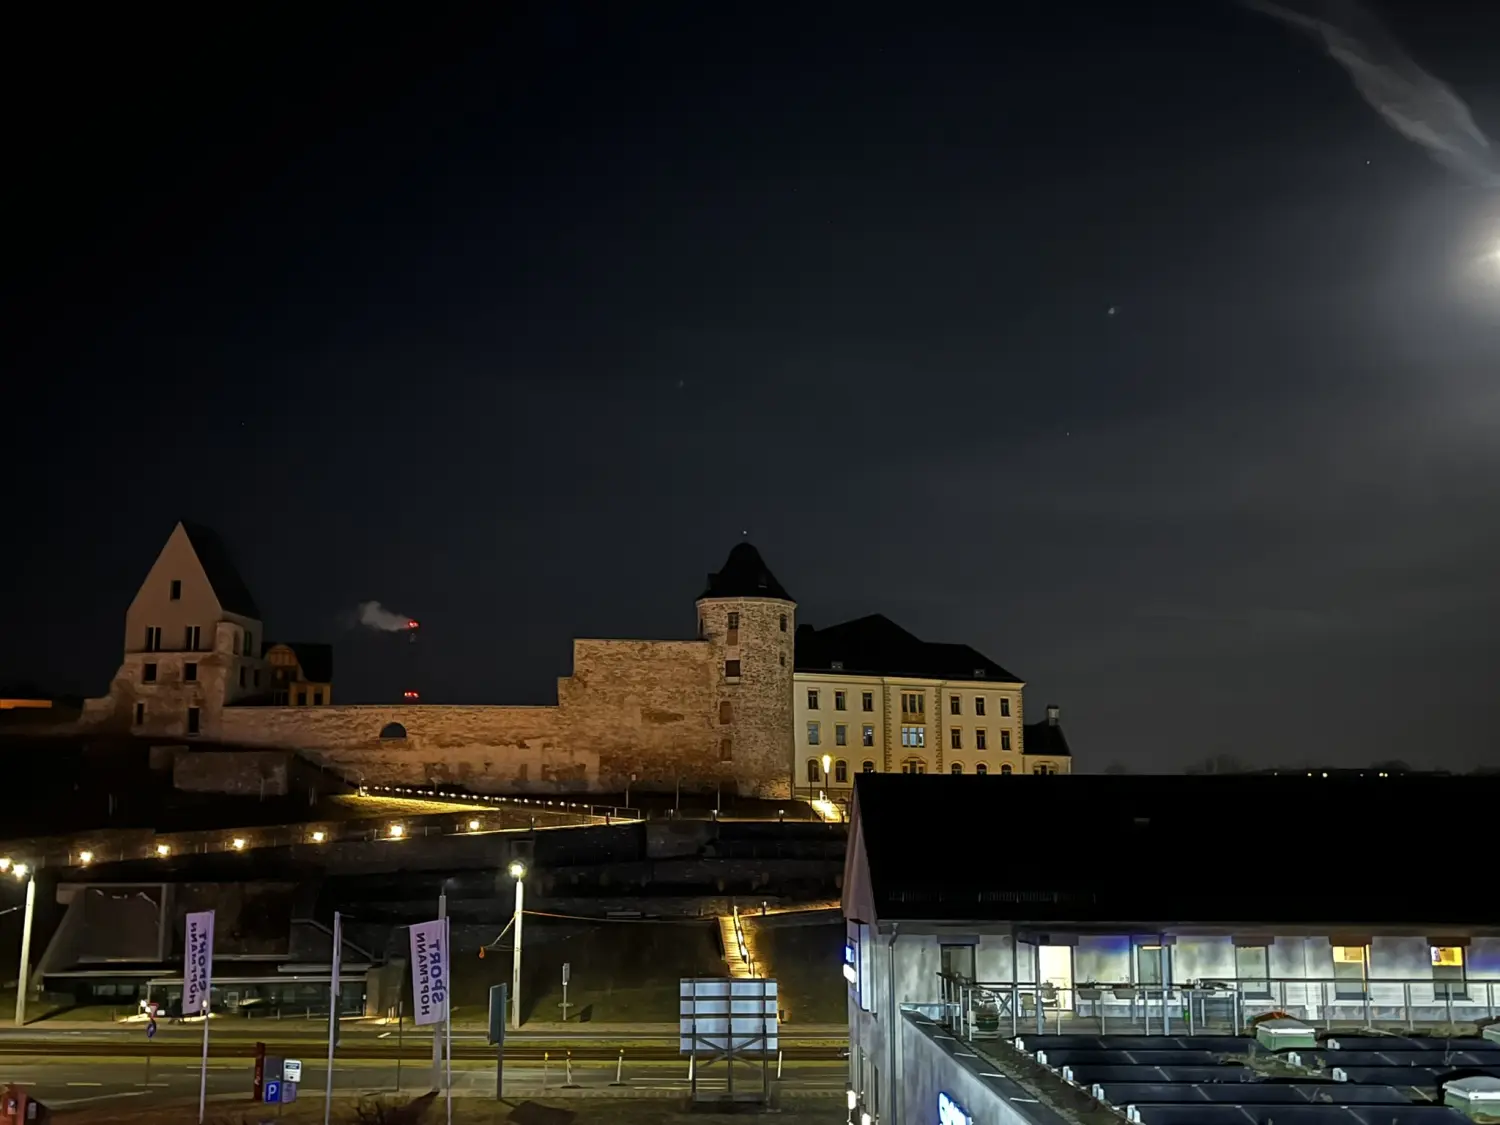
357 601 415 632
1245 0 1498 187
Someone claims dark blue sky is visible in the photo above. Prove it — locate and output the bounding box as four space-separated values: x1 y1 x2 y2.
5 1 1498 771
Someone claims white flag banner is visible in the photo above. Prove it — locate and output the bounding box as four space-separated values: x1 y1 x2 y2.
183 910 215 1016
408 919 450 1027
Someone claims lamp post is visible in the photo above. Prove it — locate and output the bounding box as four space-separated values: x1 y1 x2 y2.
9 861 36 1027
821 754 832 797
507 861 526 1029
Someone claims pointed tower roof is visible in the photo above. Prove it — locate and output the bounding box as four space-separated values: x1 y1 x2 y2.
699 542 793 602
178 521 261 618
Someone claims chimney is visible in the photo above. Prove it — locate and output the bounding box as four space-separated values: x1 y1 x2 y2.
1046 704 1060 727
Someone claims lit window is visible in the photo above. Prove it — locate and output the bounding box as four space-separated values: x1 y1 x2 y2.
835 724 847 746
974 697 986 717
949 728 962 750
834 691 846 711
807 722 820 746
975 763 987 775
950 762 962 774
900 726 925 748
949 695 961 715
861 692 873 712
976 729 987 750
1137 943 1164 986
862 725 874 747
1432 946 1467 1000
807 689 819 710
834 759 847 783
1333 945 1367 999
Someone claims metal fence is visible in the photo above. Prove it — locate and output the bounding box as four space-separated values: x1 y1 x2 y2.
934 973 1500 1040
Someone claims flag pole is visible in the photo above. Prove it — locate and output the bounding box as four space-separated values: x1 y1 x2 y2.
324 910 342 1125
198 994 209 1124
445 914 454 1125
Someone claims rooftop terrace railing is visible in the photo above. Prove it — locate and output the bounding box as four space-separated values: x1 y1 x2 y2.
934 972 1500 1040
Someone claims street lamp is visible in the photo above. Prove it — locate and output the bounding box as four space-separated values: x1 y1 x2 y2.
507 861 526 1030
12 863 35 1026
821 754 832 794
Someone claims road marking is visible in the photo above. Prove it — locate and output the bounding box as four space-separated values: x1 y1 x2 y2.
67 1081 104 1086
52 1091 149 1108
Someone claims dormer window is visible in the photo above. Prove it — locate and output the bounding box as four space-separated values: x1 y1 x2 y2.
169 579 182 601
974 668 987 679
830 660 844 671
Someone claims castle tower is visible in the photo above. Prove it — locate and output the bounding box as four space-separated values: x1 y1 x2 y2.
696 543 796 799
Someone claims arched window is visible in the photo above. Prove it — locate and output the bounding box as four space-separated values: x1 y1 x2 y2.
834 759 848 783
862 760 876 773
719 701 733 725
806 758 820 783
900 757 926 775
1000 764 1012 775
976 763 988 775
379 722 407 740
1033 764 1046 775
950 762 963 775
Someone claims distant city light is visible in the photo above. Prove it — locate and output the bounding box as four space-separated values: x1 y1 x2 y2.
0 858 11 873
231 838 246 851
468 819 480 831
389 824 405 839
13 864 28 879
311 830 327 843
407 620 419 630
156 844 171 857
508 860 526 880
78 851 93 865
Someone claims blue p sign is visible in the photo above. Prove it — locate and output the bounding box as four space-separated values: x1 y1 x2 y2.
264 1080 281 1103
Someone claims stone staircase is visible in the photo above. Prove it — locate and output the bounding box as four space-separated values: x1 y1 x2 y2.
718 909 755 978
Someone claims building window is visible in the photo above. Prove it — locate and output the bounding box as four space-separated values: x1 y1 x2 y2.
779 653 785 666
313 690 324 705
974 697 986 717
949 695 961 715
975 763 987 775
720 738 733 762
900 726 925 748
1235 944 1271 999
134 702 145 725
835 724 847 746
169 579 182 600
187 707 201 735
862 725 874 747
807 689 820 710
806 758 821 783
297 690 308 706
862 760 875 773
861 692 873 712
244 631 254 657
184 662 198 683
1137 943 1165 987
719 701 733 725
185 625 201 651
949 728 962 750
1333 945 1368 999
1032 764 1046 774
834 690 846 711
901 692 925 718
1432 946 1467 1000
1001 730 1012 752
239 667 246 689
143 662 158 683
726 612 739 646
976 729 987 750
253 669 261 688
1000 698 1011 717
950 762 963 774
144 626 162 652
380 722 407 740
835 759 848 783
779 613 787 632
724 660 741 679
807 722 820 746
1000 764 1012 775
900 757 926 774
699 615 705 638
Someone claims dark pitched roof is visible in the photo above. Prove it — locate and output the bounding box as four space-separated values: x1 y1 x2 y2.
845 773 1500 928
699 543 793 601
266 642 333 683
795 614 1020 682
180 521 261 619
1024 718 1071 757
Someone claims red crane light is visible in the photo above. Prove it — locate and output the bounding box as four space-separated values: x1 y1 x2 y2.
403 690 420 701
407 620 419 630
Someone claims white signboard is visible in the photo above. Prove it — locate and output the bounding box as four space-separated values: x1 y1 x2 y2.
183 910 215 1015
679 978 778 1054
408 919 450 1027
282 1059 302 1084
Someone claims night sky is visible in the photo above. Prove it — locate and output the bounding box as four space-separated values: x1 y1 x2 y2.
6 1 1498 772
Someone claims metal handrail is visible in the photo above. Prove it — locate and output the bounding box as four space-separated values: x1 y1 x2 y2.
932 972 1500 1039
